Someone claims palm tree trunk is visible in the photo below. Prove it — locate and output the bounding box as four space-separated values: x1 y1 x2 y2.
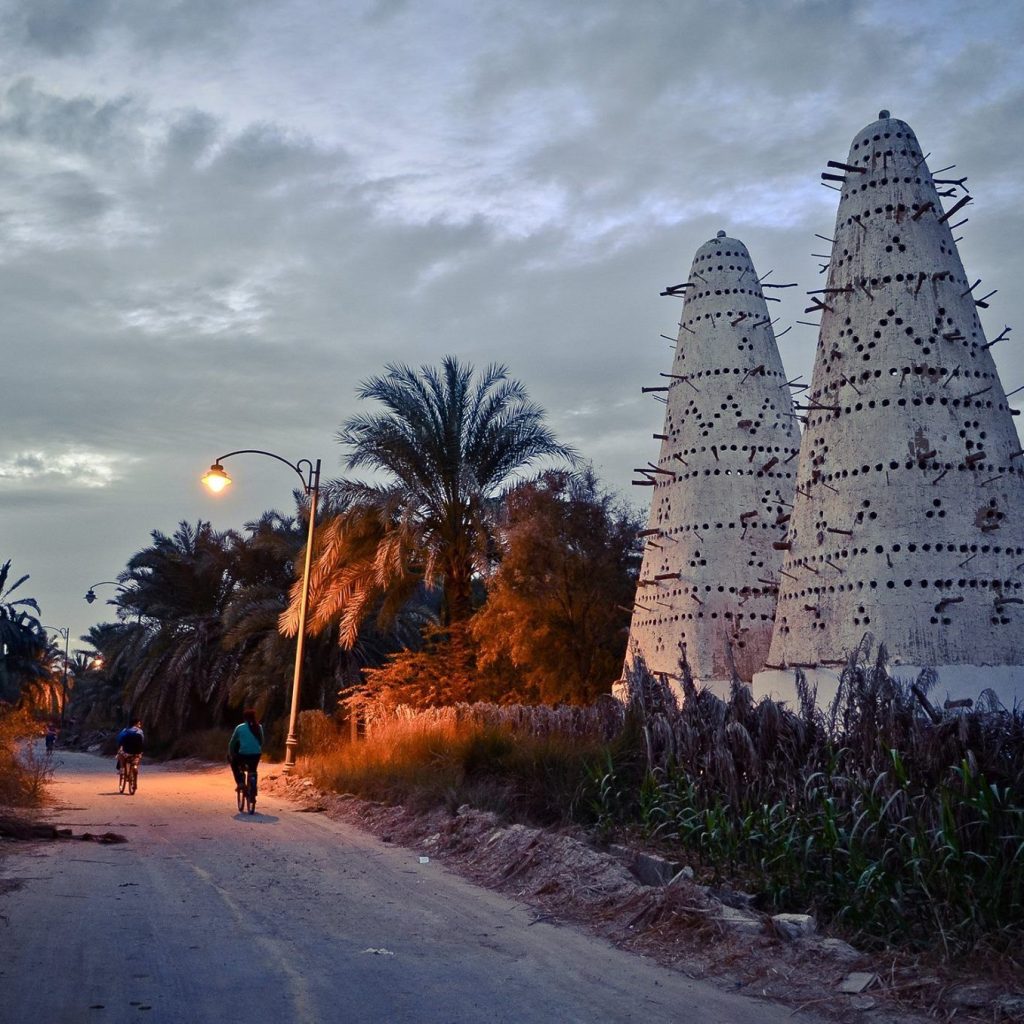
442 558 474 626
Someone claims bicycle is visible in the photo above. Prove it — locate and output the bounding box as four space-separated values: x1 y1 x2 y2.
118 753 141 795
236 763 257 814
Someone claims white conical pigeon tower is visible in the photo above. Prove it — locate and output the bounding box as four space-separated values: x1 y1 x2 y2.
756 112 1024 706
626 232 800 697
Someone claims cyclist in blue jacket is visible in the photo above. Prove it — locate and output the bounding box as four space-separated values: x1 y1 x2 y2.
115 719 144 774
228 709 264 791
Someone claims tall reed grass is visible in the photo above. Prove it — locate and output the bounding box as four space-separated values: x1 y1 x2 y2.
305 644 1023 956
602 647 1024 955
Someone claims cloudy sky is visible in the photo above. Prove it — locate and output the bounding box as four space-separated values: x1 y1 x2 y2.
3 0 1023 649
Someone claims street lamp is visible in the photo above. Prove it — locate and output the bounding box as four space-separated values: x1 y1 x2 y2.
42 625 70 727
202 449 321 773
84 581 127 604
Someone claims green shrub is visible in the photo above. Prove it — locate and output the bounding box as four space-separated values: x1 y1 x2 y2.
603 651 1024 956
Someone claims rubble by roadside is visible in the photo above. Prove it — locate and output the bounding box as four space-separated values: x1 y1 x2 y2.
266 774 1024 1024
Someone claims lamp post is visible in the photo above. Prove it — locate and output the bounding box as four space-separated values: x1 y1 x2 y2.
42 625 70 727
84 581 127 604
202 449 321 773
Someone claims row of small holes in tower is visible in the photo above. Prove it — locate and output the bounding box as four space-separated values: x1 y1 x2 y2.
804 396 1010 431
847 140 923 169
686 287 765 302
668 466 796 484
684 305 768 327
640 609 774 627
841 177 929 202
645 582 776 598
781 531 1019 571
653 518 790 533
675 367 787 383
852 126 915 149
663 442 796 459
802 458 1021 486
779 578 1022 600
831 265 972 301
694 249 749 261
813 368 987 405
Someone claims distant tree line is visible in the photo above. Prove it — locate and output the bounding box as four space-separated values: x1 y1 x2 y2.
2 357 640 742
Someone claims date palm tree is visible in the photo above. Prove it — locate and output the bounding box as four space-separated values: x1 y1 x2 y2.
284 357 575 647
0 560 47 704
116 521 237 734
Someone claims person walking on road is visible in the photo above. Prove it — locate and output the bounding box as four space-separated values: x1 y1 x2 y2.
228 709 264 792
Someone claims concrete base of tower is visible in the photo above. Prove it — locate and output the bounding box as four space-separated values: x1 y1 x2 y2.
670 677 739 703
752 664 1024 710
612 675 741 705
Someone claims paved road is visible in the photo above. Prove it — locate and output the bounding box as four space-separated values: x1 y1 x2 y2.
0 749 821 1024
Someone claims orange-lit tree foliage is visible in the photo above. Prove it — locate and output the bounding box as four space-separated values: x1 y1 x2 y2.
472 470 641 704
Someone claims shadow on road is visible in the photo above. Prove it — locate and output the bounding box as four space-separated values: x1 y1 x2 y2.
231 812 280 824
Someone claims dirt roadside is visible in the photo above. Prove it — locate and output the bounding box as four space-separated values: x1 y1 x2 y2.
267 773 1024 1024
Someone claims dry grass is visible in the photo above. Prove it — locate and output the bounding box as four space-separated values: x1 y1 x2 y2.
300 713 610 824
0 706 54 806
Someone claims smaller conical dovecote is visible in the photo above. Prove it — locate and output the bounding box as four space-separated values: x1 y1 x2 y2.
756 112 1024 706
626 232 800 697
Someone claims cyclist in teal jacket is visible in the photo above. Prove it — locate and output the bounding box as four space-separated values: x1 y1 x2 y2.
228 709 264 791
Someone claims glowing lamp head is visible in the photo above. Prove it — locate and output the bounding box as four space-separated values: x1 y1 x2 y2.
202 462 231 494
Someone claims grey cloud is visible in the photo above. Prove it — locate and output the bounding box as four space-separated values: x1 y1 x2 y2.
0 77 141 161
202 122 342 192
41 170 113 222
164 110 221 169
11 0 114 57
2 0 1024 647
3 0 268 56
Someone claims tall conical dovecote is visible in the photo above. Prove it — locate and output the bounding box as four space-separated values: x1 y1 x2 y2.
755 112 1024 707
625 232 801 697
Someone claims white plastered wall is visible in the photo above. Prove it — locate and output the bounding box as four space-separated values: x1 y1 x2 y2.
754 113 1024 705
626 233 799 696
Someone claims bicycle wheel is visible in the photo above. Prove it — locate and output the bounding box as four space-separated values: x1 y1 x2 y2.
118 766 127 794
128 764 138 795
246 772 257 815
